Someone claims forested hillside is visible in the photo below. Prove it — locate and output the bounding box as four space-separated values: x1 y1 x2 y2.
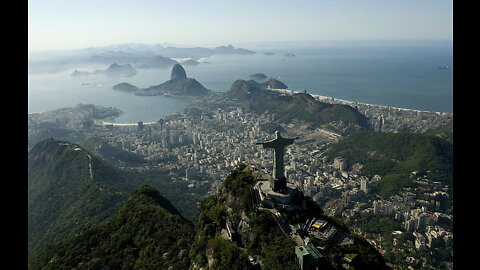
29 185 194 270
326 131 453 197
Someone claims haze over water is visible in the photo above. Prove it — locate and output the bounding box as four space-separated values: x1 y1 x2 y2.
28 43 452 123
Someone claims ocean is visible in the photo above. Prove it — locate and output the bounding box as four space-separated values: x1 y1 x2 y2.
28 43 453 123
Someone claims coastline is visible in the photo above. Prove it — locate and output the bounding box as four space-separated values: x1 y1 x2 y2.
266 88 451 133
28 89 452 133
100 121 158 127
269 88 453 116
99 88 452 132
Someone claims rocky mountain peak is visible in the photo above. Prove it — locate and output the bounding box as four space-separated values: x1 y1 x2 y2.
170 63 187 80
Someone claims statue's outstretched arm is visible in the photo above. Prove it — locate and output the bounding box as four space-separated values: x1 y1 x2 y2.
255 141 275 148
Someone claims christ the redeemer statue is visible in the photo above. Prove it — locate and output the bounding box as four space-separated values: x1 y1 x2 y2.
256 131 298 181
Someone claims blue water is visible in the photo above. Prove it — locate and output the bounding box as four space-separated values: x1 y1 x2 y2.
28 44 452 123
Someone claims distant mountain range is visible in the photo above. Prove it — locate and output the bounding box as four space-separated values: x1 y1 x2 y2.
29 43 255 74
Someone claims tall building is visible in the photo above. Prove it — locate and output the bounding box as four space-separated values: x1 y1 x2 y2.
333 157 347 171
360 179 368 193
373 200 382 214
405 219 416 232
416 214 427 232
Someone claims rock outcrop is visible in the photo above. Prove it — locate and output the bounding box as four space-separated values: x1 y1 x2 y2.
135 64 209 97
170 64 188 80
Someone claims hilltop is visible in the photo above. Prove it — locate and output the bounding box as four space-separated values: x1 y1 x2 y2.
112 82 139 92
249 73 268 81
70 63 138 77
28 138 131 261
29 185 194 270
262 78 288 89
190 165 388 270
225 79 370 134
134 64 210 97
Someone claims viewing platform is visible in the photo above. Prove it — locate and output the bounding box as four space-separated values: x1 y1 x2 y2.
254 179 302 211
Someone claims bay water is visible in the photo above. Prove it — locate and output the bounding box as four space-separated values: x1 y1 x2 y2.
28 43 453 123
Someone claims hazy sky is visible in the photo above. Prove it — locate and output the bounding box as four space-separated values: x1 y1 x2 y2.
28 0 453 52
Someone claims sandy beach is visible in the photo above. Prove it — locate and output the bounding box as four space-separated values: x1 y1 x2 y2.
269 88 452 116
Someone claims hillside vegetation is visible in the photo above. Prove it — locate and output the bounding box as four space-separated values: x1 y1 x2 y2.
327 131 453 197
30 185 194 270
226 80 370 134
28 138 130 261
190 165 387 270
28 138 209 264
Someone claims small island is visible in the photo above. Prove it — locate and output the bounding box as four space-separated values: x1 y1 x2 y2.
113 82 139 92
249 73 268 81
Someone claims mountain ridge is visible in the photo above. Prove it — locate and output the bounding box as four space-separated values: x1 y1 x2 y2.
225 79 370 134
29 185 194 270
28 138 130 261
29 43 255 74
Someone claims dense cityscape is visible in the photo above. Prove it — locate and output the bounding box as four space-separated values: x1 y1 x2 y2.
28 90 453 269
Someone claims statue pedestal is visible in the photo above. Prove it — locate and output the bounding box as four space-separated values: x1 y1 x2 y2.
255 179 301 211
270 177 287 193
